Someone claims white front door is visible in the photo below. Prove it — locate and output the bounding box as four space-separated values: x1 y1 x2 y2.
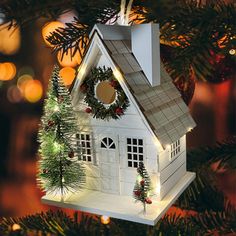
99 135 120 194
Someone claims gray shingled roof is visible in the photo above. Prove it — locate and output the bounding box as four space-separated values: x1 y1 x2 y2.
103 39 196 146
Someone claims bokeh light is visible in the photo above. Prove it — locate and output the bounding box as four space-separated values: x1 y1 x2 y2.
42 21 64 47
7 85 23 103
17 74 33 93
23 80 43 103
57 50 81 67
0 23 21 55
59 67 76 86
0 62 16 81
18 66 35 78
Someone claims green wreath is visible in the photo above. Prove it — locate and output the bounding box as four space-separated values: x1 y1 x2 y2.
80 66 129 120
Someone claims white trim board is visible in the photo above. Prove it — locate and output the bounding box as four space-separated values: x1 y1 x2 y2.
42 172 195 226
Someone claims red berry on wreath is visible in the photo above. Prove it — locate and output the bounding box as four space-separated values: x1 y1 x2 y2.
115 107 123 115
145 198 152 204
134 190 141 197
80 84 88 93
85 107 92 113
110 80 119 88
68 151 74 158
140 179 145 186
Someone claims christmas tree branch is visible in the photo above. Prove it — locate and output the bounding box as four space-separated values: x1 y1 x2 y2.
175 136 236 211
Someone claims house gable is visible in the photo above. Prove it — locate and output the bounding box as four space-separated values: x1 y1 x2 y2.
71 32 163 152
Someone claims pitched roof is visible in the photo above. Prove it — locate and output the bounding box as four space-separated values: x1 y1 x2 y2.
103 39 196 146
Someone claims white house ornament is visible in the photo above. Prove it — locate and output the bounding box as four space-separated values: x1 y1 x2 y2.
41 23 196 226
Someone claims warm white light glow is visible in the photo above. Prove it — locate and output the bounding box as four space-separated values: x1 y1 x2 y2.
53 142 61 152
229 49 235 55
187 127 193 132
12 224 21 231
156 183 161 194
101 215 110 225
53 105 60 112
137 175 142 182
113 69 122 81
165 144 171 150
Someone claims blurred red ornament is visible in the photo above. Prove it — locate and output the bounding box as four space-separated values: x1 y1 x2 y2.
145 198 152 204
85 107 92 113
140 179 145 186
110 79 119 88
115 107 123 115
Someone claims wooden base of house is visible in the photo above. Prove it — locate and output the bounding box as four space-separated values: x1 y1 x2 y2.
42 171 195 225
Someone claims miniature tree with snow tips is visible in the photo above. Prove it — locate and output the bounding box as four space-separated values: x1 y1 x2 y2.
37 65 85 198
133 162 152 213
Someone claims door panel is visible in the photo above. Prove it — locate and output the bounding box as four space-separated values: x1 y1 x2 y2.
99 135 120 194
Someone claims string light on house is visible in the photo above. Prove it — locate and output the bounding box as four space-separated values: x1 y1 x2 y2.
12 224 21 231
101 215 110 225
229 49 235 55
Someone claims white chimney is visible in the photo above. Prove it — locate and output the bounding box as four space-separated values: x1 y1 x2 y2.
131 24 161 86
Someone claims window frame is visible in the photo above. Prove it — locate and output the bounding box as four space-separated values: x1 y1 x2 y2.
76 132 95 164
169 139 181 161
126 137 145 168
100 137 116 149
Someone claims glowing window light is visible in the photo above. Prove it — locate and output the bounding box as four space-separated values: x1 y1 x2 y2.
101 215 110 225
42 21 64 47
59 67 76 86
23 80 43 103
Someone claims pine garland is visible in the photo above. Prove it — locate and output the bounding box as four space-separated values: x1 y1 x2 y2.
80 67 129 120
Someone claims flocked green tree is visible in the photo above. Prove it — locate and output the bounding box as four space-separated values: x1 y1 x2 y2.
37 65 85 198
133 162 152 213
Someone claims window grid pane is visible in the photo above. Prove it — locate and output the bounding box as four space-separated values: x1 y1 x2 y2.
170 139 181 160
77 133 93 162
127 138 144 168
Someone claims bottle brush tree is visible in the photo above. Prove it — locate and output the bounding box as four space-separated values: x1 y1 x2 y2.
133 162 152 213
37 65 85 199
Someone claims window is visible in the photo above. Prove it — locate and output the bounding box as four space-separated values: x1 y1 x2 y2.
170 139 181 160
127 138 144 168
77 133 93 162
101 137 116 149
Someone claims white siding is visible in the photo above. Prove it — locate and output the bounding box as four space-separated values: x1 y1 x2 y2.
158 136 186 200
